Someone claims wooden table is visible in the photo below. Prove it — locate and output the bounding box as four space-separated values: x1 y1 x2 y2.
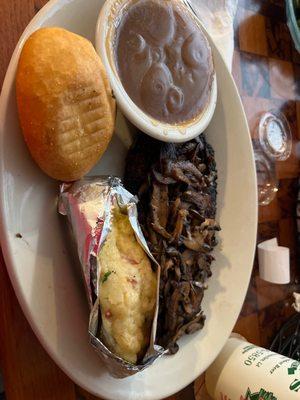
0 0 299 399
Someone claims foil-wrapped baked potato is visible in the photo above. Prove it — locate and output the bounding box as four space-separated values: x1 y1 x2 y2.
99 206 157 364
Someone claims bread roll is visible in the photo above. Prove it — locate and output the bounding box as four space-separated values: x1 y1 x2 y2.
16 27 115 181
99 206 157 364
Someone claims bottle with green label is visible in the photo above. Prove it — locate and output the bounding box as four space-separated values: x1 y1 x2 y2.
206 337 300 399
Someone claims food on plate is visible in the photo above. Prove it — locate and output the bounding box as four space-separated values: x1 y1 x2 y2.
113 0 214 124
99 204 157 364
16 27 115 181
125 133 220 353
59 177 163 376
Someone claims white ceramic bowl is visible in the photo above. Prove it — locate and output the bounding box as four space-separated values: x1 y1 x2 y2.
95 0 217 143
0 0 257 398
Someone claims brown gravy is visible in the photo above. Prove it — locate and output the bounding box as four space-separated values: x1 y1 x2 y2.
113 0 214 125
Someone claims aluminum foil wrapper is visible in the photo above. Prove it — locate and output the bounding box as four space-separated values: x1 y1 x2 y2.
58 176 165 378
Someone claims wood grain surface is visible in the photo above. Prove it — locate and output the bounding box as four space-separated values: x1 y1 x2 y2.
0 0 299 399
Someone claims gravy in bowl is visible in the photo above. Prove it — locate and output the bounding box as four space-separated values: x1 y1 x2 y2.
113 0 214 125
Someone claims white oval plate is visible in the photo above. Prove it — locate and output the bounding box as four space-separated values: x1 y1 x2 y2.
0 0 257 399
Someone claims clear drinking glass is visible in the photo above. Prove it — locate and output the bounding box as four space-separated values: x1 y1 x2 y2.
253 110 292 206
258 110 292 161
253 145 279 206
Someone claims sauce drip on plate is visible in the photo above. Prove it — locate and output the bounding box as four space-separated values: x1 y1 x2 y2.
113 0 214 124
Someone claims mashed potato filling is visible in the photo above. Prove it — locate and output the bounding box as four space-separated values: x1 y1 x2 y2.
99 206 157 364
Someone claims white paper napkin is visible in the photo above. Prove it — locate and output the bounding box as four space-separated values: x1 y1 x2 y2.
293 292 300 312
258 238 290 284
189 0 238 70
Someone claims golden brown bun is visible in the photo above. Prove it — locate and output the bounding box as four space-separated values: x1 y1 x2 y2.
16 27 115 181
